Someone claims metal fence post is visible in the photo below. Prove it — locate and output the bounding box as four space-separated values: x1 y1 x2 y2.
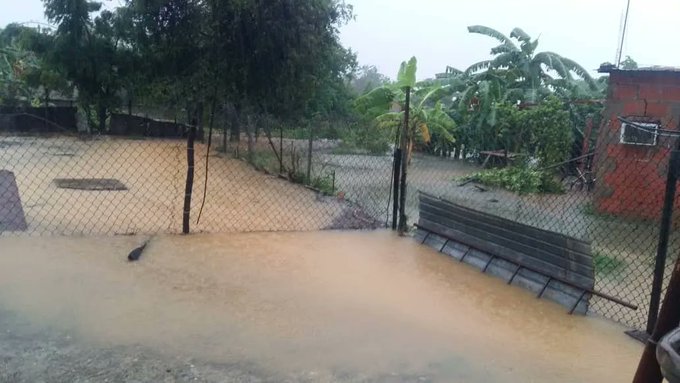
392 148 402 230
279 123 284 174
307 121 314 182
398 87 411 234
634 246 680 382
183 124 197 234
646 148 680 334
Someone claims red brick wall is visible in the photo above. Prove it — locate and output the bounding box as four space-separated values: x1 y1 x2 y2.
595 71 680 221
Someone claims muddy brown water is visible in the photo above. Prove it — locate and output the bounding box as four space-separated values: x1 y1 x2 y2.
0 231 640 382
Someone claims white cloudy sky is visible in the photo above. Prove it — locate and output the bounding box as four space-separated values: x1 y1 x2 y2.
2 0 679 79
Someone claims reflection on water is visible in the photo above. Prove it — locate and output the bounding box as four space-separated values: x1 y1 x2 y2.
0 230 640 382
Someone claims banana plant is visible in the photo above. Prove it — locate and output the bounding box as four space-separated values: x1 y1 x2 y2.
465 25 597 103
354 57 457 164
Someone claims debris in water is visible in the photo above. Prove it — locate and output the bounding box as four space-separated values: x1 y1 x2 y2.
128 240 150 262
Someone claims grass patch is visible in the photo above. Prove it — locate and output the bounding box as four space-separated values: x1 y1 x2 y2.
247 150 337 195
594 251 626 276
249 151 280 173
582 202 619 222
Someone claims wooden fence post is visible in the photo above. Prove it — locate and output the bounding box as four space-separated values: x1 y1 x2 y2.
182 124 197 234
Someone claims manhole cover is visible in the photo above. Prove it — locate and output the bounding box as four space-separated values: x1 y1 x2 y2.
54 178 128 191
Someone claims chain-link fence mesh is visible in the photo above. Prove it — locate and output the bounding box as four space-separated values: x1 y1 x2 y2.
0 133 186 235
2 107 679 334
0 109 394 237
408 117 680 331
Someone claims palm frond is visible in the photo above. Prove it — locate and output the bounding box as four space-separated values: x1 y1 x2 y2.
557 55 597 89
397 56 417 89
490 42 519 55
532 52 571 80
468 25 516 49
445 66 463 76
510 28 531 43
416 85 444 109
491 53 514 69
354 86 396 115
465 60 493 75
374 111 403 130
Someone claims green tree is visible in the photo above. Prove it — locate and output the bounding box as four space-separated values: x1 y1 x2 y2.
350 65 391 95
42 0 129 131
355 57 457 161
0 24 48 106
465 25 596 103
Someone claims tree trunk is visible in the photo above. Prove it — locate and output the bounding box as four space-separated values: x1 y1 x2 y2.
254 115 261 143
44 89 49 132
219 103 228 152
196 102 204 142
230 104 240 142
98 104 106 133
245 114 254 163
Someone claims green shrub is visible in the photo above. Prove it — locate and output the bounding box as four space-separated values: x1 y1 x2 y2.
249 151 279 173
338 123 392 155
594 252 626 276
462 166 564 194
310 173 336 195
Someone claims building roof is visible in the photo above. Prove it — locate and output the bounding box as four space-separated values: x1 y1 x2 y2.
598 63 680 74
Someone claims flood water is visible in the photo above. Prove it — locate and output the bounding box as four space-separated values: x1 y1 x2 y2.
0 230 641 382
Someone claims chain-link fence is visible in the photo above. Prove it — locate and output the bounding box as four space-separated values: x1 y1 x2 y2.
2 107 678 334
0 109 394 236
409 117 680 332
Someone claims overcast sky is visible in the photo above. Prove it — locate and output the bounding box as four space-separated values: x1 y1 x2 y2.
2 0 679 79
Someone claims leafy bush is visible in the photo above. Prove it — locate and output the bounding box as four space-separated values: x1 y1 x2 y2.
462 166 563 194
459 97 574 169
594 252 626 276
337 122 392 155
309 173 336 195
522 96 573 167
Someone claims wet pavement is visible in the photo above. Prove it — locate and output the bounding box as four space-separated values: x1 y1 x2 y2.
0 230 641 382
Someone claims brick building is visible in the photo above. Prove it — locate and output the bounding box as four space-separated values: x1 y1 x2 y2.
595 67 680 221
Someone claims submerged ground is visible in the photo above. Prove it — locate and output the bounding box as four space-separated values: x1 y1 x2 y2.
0 230 640 382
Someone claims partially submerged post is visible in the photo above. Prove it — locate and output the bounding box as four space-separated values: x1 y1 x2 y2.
646 140 680 334
633 132 680 382
183 123 197 234
633 250 680 382
307 120 314 183
391 144 402 230
398 86 410 234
